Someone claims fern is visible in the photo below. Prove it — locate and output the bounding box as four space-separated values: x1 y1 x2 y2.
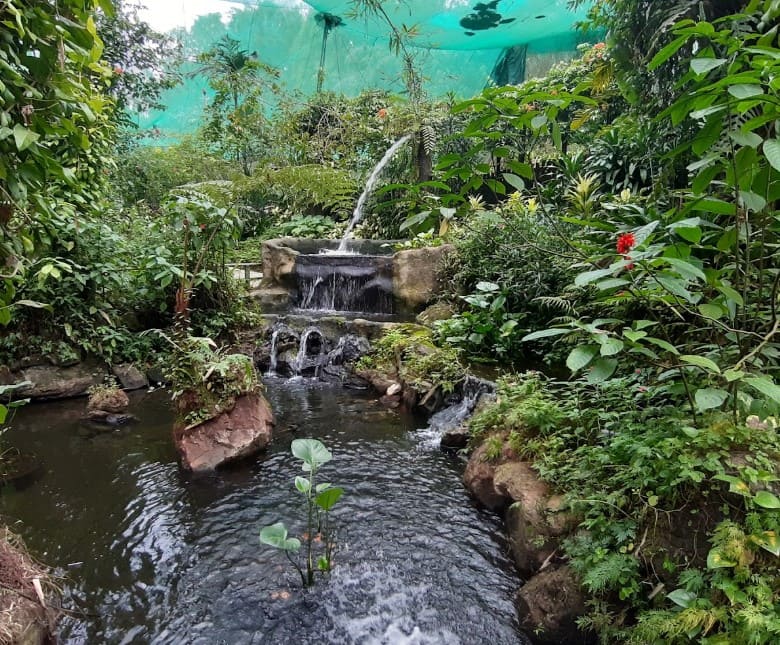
420 124 436 155
533 296 578 317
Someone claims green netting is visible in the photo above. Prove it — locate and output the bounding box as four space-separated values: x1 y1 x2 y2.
136 0 596 137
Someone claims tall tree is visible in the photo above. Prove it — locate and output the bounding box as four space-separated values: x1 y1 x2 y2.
97 0 182 118
193 35 279 175
0 0 117 324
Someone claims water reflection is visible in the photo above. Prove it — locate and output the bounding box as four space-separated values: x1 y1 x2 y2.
2 381 526 644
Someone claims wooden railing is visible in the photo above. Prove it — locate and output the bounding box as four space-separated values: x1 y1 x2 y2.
228 263 263 290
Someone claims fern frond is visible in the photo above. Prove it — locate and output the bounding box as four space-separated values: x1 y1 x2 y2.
420 124 436 154
533 296 578 317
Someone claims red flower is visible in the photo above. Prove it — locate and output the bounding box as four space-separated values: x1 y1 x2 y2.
616 232 636 255
377 108 388 119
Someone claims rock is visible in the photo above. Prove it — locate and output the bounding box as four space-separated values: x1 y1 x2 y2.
84 410 136 426
416 301 456 326
463 440 510 511
386 382 402 396
515 566 592 645
87 387 129 414
327 334 371 365
173 392 274 471
261 239 299 290
111 363 149 390
146 366 169 386
441 423 470 450
357 369 396 395
254 286 291 310
12 363 105 400
379 394 401 409
393 245 454 311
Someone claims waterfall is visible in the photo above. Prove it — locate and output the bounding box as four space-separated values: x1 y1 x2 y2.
337 133 413 252
266 330 279 377
294 326 326 376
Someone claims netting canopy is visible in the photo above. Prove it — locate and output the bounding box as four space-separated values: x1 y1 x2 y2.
136 0 596 137
304 0 592 51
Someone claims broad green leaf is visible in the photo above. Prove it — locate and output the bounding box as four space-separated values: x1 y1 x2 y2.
690 57 727 75
531 114 548 129
521 328 570 342
695 388 728 411
587 358 618 383
599 337 624 357
633 220 659 246
665 258 705 281
635 320 657 331
730 130 763 148
315 486 344 511
667 589 697 608
764 139 780 172
596 278 630 291
575 267 615 287
295 476 311 494
744 377 780 404
717 285 744 307
623 330 648 343
566 345 598 372
644 337 680 355
723 369 745 383
656 275 694 302
698 303 724 319
649 34 688 69
714 474 751 496
751 531 780 556
728 84 763 99
292 438 332 471
260 522 301 552
502 173 525 192
707 549 737 569
739 190 767 212
681 355 721 374
754 490 780 509
13 124 39 152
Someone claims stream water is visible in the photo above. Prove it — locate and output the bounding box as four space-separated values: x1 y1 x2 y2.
1 379 527 644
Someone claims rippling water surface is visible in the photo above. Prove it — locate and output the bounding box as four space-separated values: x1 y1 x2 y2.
2 379 525 644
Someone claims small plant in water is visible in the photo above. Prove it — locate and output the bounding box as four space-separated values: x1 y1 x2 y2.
260 438 343 587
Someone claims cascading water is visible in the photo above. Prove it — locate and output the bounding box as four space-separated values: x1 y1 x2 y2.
266 329 280 377
417 376 496 449
294 252 394 315
293 326 327 377
337 133 413 252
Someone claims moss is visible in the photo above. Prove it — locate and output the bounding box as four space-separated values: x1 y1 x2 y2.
357 325 466 394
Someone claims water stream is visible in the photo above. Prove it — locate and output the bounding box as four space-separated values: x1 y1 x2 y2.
338 134 413 252
1 380 527 644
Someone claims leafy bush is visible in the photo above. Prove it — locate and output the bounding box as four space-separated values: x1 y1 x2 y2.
111 138 235 210
434 281 522 362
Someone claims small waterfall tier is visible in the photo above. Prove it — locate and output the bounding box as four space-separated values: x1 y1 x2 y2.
295 252 394 315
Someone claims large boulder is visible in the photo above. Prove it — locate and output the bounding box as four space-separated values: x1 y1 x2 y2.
515 566 592 645
393 245 454 311
261 238 299 290
506 492 576 577
463 439 515 511
173 392 274 471
1 362 105 400
87 387 129 414
111 363 149 390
